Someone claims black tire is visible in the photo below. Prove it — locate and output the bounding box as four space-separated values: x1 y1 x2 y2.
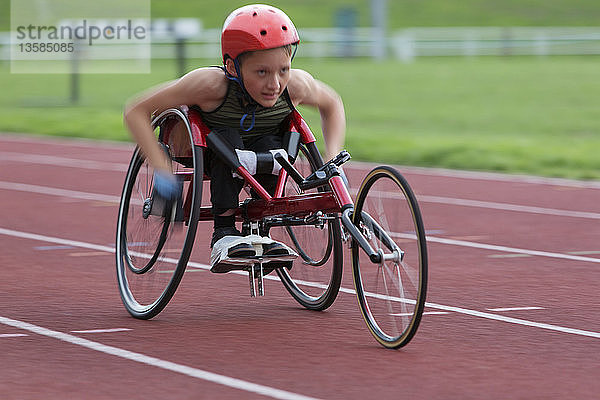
116 108 203 319
272 142 343 310
352 166 427 348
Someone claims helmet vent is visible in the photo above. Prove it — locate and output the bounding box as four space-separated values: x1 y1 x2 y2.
260 29 267 36
282 25 287 31
252 12 258 17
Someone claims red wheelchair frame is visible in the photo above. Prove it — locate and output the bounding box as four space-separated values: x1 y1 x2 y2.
164 106 351 225
117 105 428 349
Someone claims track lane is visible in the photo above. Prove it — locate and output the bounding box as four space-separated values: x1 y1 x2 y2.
1 134 599 399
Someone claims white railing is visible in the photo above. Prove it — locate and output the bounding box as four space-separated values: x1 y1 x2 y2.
2 26 600 63
149 26 600 61
390 27 600 61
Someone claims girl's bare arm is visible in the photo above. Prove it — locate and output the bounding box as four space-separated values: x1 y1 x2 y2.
123 67 226 171
288 69 346 161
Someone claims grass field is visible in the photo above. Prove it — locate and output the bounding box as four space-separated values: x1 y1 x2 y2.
1 55 599 179
2 1 599 179
150 0 600 29
3 0 600 30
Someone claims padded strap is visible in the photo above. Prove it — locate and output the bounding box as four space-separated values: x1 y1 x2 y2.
234 149 288 176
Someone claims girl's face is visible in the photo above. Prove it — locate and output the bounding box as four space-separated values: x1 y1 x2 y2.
227 47 292 107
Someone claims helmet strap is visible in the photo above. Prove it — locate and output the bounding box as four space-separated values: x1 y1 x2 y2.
224 58 245 91
223 44 297 132
239 103 257 132
224 57 257 131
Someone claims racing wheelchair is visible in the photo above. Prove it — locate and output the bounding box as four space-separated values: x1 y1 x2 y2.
116 106 428 349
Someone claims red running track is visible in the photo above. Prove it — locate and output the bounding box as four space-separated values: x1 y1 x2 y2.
1 133 599 399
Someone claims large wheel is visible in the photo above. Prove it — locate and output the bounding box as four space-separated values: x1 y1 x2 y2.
352 166 427 348
271 143 343 311
116 109 203 319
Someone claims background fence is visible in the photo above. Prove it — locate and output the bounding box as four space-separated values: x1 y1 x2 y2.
143 26 600 61
2 26 600 64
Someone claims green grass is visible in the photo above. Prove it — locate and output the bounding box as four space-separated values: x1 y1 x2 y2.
149 0 600 28
2 0 600 30
1 56 599 179
304 56 600 179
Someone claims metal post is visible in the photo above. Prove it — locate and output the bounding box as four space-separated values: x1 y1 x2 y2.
70 41 80 104
249 266 256 297
371 0 387 60
175 38 186 77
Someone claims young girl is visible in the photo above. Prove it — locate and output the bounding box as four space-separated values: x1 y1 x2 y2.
124 4 346 265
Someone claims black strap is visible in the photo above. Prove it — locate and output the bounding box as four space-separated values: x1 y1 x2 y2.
282 87 295 111
255 152 275 175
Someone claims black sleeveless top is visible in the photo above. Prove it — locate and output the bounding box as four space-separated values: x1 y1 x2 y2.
193 73 295 140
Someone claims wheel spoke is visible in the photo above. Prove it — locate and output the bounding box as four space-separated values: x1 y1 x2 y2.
380 264 402 336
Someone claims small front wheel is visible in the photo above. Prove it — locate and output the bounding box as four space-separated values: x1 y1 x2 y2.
352 166 428 348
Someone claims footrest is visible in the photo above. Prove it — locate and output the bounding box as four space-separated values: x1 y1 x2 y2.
210 235 298 275
228 253 298 264
210 255 294 273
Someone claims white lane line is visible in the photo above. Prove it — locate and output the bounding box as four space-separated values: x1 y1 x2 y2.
425 301 600 339
0 133 134 152
34 245 75 251
1 181 599 262
68 251 115 257
568 250 600 255
347 160 600 189
487 307 544 312
389 232 600 264
419 194 600 220
0 333 29 338
488 254 532 258
2 222 600 270
2 182 597 263
158 269 205 273
71 328 132 334
1 227 599 340
391 311 449 317
3 172 600 220
1 135 598 190
0 228 116 253
350 187 600 220
0 316 321 400
263 274 600 339
0 151 129 172
426 235 600 264
0 181 122 203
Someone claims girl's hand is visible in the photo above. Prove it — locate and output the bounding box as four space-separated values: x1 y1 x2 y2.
153 170 182 202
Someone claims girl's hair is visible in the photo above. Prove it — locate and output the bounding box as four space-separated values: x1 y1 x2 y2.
237 44 293 65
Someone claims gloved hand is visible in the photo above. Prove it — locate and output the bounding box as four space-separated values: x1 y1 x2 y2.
153 170 182 201
151 170 183 219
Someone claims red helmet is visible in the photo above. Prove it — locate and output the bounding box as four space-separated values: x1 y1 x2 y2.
221 4 299 62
